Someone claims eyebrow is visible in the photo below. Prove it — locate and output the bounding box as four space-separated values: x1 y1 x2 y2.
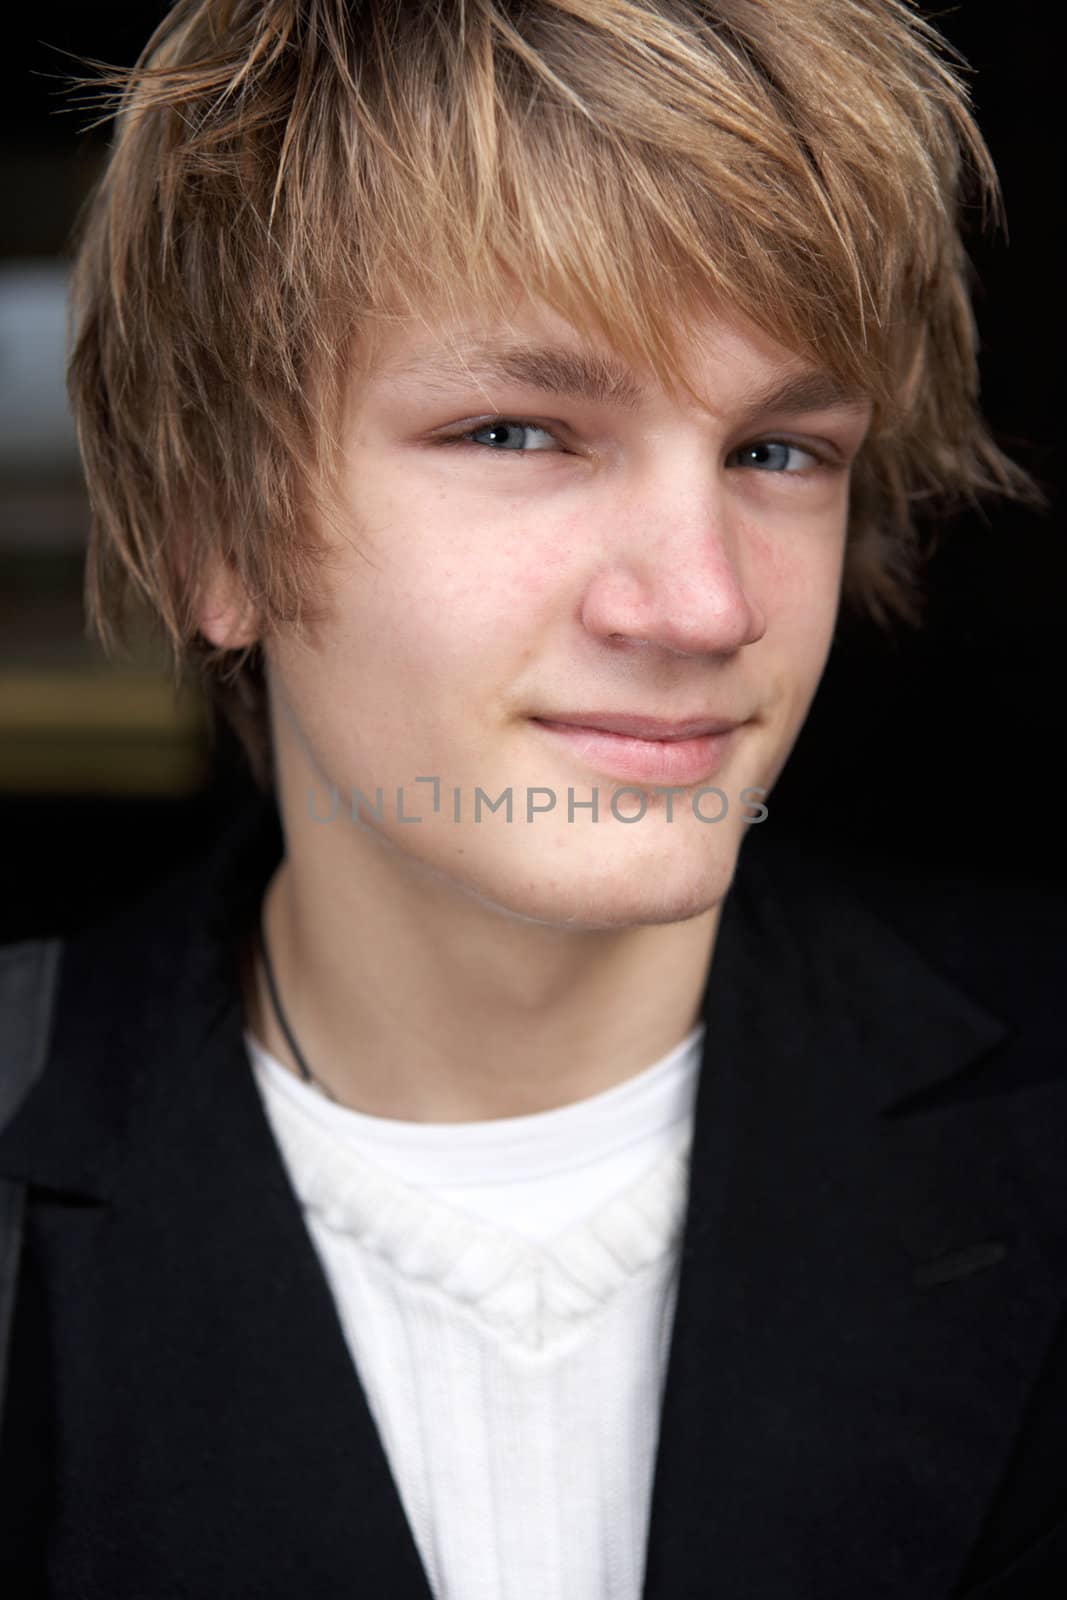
388 339 870 420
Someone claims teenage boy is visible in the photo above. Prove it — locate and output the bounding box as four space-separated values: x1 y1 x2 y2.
1 1 1063 1596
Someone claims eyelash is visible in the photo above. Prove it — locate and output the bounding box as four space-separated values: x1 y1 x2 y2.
435 417 839 477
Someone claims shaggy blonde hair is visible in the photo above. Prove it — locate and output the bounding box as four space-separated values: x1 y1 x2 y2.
68 0 1039 791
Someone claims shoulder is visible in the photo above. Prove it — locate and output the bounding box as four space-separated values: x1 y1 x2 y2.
0 794 282 1189
743 825 1064 1047
1 791 281 1003
0 938 63 1127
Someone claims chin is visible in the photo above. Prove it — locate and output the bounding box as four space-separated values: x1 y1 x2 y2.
460 838 741 932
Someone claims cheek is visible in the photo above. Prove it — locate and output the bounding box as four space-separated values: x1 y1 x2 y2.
378 501 578 662
285 496 576 714
745 505 847 631
741 514 846 732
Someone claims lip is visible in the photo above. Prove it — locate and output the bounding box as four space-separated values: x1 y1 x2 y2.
530 714 748 786
534 712 744 741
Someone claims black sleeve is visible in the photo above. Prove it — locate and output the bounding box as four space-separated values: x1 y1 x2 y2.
0 1200 53 1595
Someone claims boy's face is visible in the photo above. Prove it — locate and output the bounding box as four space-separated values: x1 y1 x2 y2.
257 293 871 929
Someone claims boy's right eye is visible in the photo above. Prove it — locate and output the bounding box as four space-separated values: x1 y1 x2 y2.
437 418 566 455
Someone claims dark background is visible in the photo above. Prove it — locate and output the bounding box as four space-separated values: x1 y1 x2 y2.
1 1 1062 943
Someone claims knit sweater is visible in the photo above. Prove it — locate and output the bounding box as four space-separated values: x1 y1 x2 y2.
246 1024 703 1599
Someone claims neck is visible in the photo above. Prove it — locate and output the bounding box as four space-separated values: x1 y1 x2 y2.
242 829 720 1125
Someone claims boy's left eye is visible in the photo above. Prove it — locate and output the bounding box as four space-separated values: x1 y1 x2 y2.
439 418 827 472
730 440 822 473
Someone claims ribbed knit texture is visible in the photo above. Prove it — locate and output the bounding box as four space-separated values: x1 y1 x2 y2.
248 1027 702 1599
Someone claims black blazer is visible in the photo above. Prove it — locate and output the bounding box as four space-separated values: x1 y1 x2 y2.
1 796 1064 1598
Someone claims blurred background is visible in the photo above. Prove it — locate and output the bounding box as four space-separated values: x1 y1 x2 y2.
1 2 1063 943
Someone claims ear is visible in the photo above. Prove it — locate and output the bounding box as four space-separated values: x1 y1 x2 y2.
194 552 260 651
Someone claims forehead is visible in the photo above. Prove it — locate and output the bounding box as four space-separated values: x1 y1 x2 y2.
361 295 871 422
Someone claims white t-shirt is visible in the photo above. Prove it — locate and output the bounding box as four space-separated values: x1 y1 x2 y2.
247 1023 704 1599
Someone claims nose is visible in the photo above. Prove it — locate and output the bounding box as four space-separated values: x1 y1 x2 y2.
579 472 767 658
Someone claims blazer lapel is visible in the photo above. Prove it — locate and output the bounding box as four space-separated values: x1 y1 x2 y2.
0 798 436 1598
641 834 1063 1599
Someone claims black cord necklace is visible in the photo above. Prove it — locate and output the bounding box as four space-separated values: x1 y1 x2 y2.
257 911 339 1104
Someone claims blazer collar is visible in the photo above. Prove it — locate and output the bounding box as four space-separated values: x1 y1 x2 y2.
642 834 1059 1598
0 800 1006 1197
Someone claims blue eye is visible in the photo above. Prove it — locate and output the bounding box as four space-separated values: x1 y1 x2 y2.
730 440 819 473
439 418 830 474
462 420 560 452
